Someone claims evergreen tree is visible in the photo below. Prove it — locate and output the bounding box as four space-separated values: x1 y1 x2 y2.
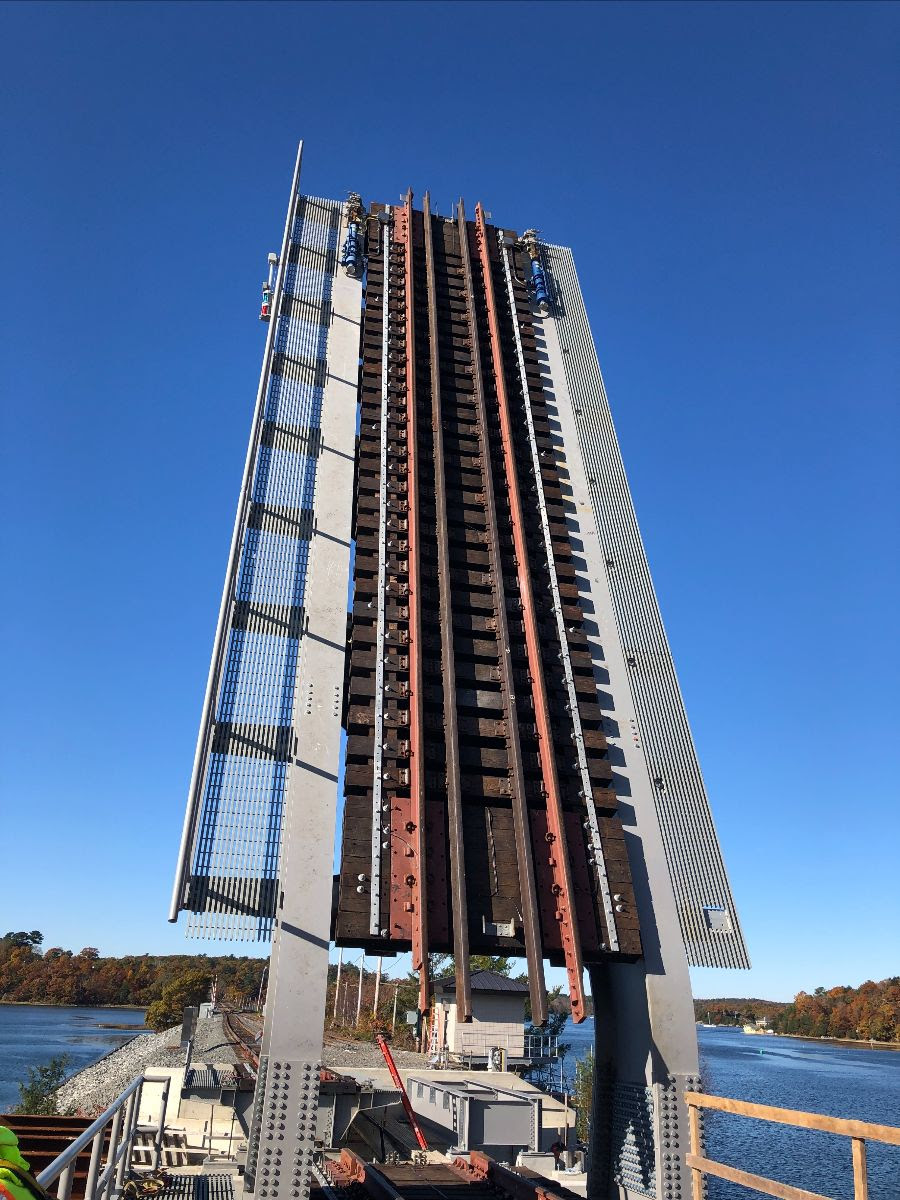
573 1048 593 1143
15 1055 71 1115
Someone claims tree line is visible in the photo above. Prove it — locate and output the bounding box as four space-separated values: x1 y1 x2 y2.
0 932 265 1012
693 980 899 1042
9 934 892 1044
770 979 899 1042
693 997 788 1026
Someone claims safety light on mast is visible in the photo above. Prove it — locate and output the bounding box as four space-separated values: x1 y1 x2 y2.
259 252 278 322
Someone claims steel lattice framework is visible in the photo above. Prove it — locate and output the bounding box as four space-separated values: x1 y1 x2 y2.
169 158 355 939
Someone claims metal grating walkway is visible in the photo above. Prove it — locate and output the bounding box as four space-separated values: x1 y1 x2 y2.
173 181 347 941
156 1175 235 1200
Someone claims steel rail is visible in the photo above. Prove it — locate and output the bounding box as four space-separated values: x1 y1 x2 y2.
397 191 430 1012
474 204 586 1020
457 199 547 1027
223 1008 260 1072
370 211 392 935
497 235 620 956
168 141 303 922
375 1034 429 1149
422 192 472 1020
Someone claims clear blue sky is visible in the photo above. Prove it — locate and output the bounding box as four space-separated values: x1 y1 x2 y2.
1 2 897 1003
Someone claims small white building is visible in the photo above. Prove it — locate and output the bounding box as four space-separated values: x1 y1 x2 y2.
431 970 529 1065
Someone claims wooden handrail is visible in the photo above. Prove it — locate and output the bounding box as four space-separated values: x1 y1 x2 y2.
685 1092 900 1144
684 1091 899 1200
685 1154 830 1200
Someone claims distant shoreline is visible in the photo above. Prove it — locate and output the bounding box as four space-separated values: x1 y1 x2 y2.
698 1026 900 1051
774 1031 900 1052
0 1001 146 1012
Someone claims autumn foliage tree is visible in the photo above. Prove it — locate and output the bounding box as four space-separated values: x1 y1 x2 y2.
772 979 899 1042
692 998 789 1026
145 970 212 1031
0 935 267 1018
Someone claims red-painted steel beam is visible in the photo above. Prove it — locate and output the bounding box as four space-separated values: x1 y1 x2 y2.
394 194 430 1015
376 1034 429 1150
457 199 548 1028
474 204 587 1022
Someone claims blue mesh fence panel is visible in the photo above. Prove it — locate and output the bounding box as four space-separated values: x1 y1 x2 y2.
185 194 343 939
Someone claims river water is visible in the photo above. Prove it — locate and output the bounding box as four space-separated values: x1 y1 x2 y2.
559 1020 899 1198
0 1004 147 1113
1 1007 897 1195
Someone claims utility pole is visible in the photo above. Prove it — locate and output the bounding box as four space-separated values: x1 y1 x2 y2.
391 982 400 1033
255 965 268 1014
355 953 365 1026
372 955 383 1017
333 948 343 1023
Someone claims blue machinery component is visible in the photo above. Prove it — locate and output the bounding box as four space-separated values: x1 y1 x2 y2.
340 222 362 276
521 228 551 312
340 192 365 277
529 256 550 309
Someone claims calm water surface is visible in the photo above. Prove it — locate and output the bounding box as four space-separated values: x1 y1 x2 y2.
559 1020 899 1199
1 1007 897 1196
0 1004 147 1113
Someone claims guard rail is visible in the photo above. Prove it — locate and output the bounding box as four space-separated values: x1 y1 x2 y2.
36 1075 170 1200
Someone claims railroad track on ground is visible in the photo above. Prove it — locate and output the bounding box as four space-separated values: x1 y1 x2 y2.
221 1009 261 1074
323 1148 582 1200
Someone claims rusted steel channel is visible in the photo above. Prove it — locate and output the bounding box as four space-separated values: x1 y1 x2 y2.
0 1115 110 1200
474 203 585 1021
423 191 471 1020
335 197 641 1019
395 192 430 1013
456 199 547 1027
477 219 640 969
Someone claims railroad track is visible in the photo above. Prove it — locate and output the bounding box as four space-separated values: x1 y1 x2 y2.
323 1148 582 1200
336 198 642 1024
221 1009 261 1074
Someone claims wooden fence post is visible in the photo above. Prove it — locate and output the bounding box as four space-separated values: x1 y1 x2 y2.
687 1099 703 1200
851 1138 868 1200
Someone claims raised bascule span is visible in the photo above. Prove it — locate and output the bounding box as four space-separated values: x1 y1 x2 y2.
169 142 749 1200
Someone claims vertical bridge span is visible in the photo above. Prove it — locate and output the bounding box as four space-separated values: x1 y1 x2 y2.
169 150 749 1200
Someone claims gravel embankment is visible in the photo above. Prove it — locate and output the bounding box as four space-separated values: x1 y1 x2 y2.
322 1039 427 1071
57 1015 239 1115
57 1016 425 1113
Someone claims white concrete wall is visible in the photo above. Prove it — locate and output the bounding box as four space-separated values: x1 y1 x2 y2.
444 992 525 1056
